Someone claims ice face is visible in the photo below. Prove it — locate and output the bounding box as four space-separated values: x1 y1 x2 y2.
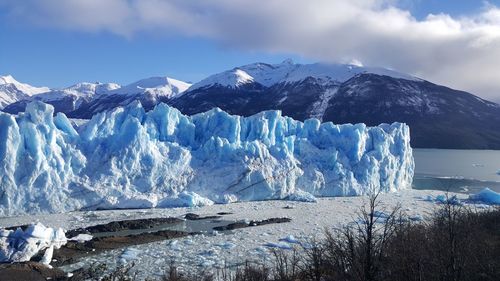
0 101 414 215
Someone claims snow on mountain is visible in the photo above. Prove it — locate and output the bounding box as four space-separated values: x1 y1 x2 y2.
0 101 414 215
0 75 50 109
190 69 256 89
189 60 418 91
173 61 500 149
111 76 191 98
2 76 191 118
35 82 121 103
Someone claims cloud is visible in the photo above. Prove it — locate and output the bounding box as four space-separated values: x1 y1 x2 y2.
1 0 500 100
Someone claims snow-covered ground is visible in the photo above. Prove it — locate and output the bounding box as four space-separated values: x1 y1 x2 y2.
0 188 495 280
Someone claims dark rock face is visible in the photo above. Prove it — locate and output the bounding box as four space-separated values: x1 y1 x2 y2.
65 217 183 237
53 230 189 267
171 74 500 149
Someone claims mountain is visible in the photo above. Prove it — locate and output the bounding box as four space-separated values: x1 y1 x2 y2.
0 75 50 109
3 76 191 118
170 60 500 149
69 76 190 119
4 82 121 114
2 61 500 149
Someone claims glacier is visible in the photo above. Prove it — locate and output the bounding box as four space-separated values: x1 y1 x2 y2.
0 101 414 215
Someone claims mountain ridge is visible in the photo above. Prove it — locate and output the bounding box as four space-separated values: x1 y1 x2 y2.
2 61 500 149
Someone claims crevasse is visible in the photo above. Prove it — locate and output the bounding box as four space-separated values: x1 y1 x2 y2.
0 101 414 215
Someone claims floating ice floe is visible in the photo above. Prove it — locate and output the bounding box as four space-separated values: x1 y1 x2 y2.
120 247 142 264
372 210 390 219
68 233 93 242
158 191 214 208
0 223 66 265
423 194 462 205
0 101 414 215
409 214 424 221
264 241 293 250
279 235 300 244
285 190 317 203
469 188 500 205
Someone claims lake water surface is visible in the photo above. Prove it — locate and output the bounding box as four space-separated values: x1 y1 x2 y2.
413 149 500 193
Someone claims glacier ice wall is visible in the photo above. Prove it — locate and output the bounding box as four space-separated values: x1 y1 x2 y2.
0 101 414 215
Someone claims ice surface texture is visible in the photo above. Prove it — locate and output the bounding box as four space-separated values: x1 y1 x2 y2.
0 101 414 215
0 223 66 264
469 188 500 205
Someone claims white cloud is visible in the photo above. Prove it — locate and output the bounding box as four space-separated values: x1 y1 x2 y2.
1 0 500 100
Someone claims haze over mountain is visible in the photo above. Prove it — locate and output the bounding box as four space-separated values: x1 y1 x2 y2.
2 60 500 149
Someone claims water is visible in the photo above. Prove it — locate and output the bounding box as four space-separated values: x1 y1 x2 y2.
413 149 500 193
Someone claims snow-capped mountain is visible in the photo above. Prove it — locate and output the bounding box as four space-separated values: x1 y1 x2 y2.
189 59 417 91
3 76 191 118
0 75 50 109
68 76 191 118
2 60 500 149
171 60 500 149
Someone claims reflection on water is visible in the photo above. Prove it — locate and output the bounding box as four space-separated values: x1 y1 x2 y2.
413 149 500 193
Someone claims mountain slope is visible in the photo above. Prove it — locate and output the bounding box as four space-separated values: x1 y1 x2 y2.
170 61 500 149
3 76 191 118
0 75 50 109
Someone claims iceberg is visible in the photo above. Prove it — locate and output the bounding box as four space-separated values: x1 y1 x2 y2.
0 101 414 215
469 188 500 205
0 223 67 264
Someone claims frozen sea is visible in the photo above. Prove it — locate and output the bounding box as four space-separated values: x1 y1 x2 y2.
413 149 500 193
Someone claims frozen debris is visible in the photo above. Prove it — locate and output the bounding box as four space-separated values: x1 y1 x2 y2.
436 194 462 205
409 214 424 222
422 195 434 202
285 190 317 203
469 188 500 205
0 101 414 215
215 242 236 250
372 210 390 219
119 247 142 264
68 233 93 242
0 223 66 264
423 194 462 205
169 240 183 251
158 192 214 208
279 235 300 244
264 242 293 250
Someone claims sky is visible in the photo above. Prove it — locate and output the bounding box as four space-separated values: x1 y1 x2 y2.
0 0 500 102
